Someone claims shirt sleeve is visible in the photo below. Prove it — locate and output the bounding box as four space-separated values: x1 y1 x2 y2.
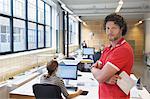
57 78 69 98
107 48 129 70
99 47 108 65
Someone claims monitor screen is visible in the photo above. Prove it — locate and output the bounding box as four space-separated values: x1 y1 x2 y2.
83 47 95 55
56 64 77 80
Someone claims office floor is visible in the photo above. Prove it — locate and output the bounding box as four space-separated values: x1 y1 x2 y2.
132 60 150 92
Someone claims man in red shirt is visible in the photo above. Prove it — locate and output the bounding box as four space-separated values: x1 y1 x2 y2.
91 13 134 99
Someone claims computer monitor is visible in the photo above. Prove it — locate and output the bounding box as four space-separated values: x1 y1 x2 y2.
82 47 95 55
56 64 78 80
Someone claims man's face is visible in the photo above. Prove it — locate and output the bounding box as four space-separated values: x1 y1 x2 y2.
105 21 122 41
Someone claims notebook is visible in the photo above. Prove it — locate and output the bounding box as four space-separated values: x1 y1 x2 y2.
117 71 136 95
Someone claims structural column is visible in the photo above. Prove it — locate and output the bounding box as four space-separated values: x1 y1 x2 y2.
144 13 150 65
144 13 150 53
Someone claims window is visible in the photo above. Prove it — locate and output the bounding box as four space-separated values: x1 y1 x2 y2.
0 0 56 54
0 17 10 52
46 26 50 47
64 14 67 45
69 18 78 45
69 20 72 44
13 19 26 51
1 25 7 33
13 27 21 42
1 34 7 42
65 16 79 45
38 25 44 48
0 0 10 15
38 0 44 24
56 14 60 52
45 4 51 47
13 0 25 18
28 22 37 50
28 0 36 21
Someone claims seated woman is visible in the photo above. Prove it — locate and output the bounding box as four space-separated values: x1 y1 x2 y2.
40 59 82 99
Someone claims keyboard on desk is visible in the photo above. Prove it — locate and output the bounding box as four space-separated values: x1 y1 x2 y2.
66 86 89 96
66 86 78 91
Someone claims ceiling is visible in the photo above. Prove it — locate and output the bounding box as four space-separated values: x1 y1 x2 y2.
59 0 150 21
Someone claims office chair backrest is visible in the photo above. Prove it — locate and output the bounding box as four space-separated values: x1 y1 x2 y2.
93 52 101 63
33 83 62 99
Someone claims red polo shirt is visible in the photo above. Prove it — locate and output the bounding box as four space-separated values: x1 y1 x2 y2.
99 38 134 99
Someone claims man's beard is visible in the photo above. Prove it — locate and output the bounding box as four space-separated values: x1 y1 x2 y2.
108 36 120 41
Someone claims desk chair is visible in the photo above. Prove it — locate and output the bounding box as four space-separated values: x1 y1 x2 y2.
93 52 101 63
33 83 62 99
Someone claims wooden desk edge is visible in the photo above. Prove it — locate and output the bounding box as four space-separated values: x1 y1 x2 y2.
10 94 34 99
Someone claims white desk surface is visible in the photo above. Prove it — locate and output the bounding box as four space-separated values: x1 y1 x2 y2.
9 71 150 99
6 65 46 87
9 71 98 99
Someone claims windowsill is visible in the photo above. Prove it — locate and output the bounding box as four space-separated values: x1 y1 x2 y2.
69 44 78 47
0 48 55 60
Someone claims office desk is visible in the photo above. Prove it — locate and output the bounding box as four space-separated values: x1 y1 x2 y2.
9 71 150 99
9 71 98 99
6 66 46 91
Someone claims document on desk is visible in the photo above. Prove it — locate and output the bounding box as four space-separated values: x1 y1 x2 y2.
117 71 136 95
62 60 80 65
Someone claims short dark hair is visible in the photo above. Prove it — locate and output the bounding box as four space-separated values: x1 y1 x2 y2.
103 13 127 36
